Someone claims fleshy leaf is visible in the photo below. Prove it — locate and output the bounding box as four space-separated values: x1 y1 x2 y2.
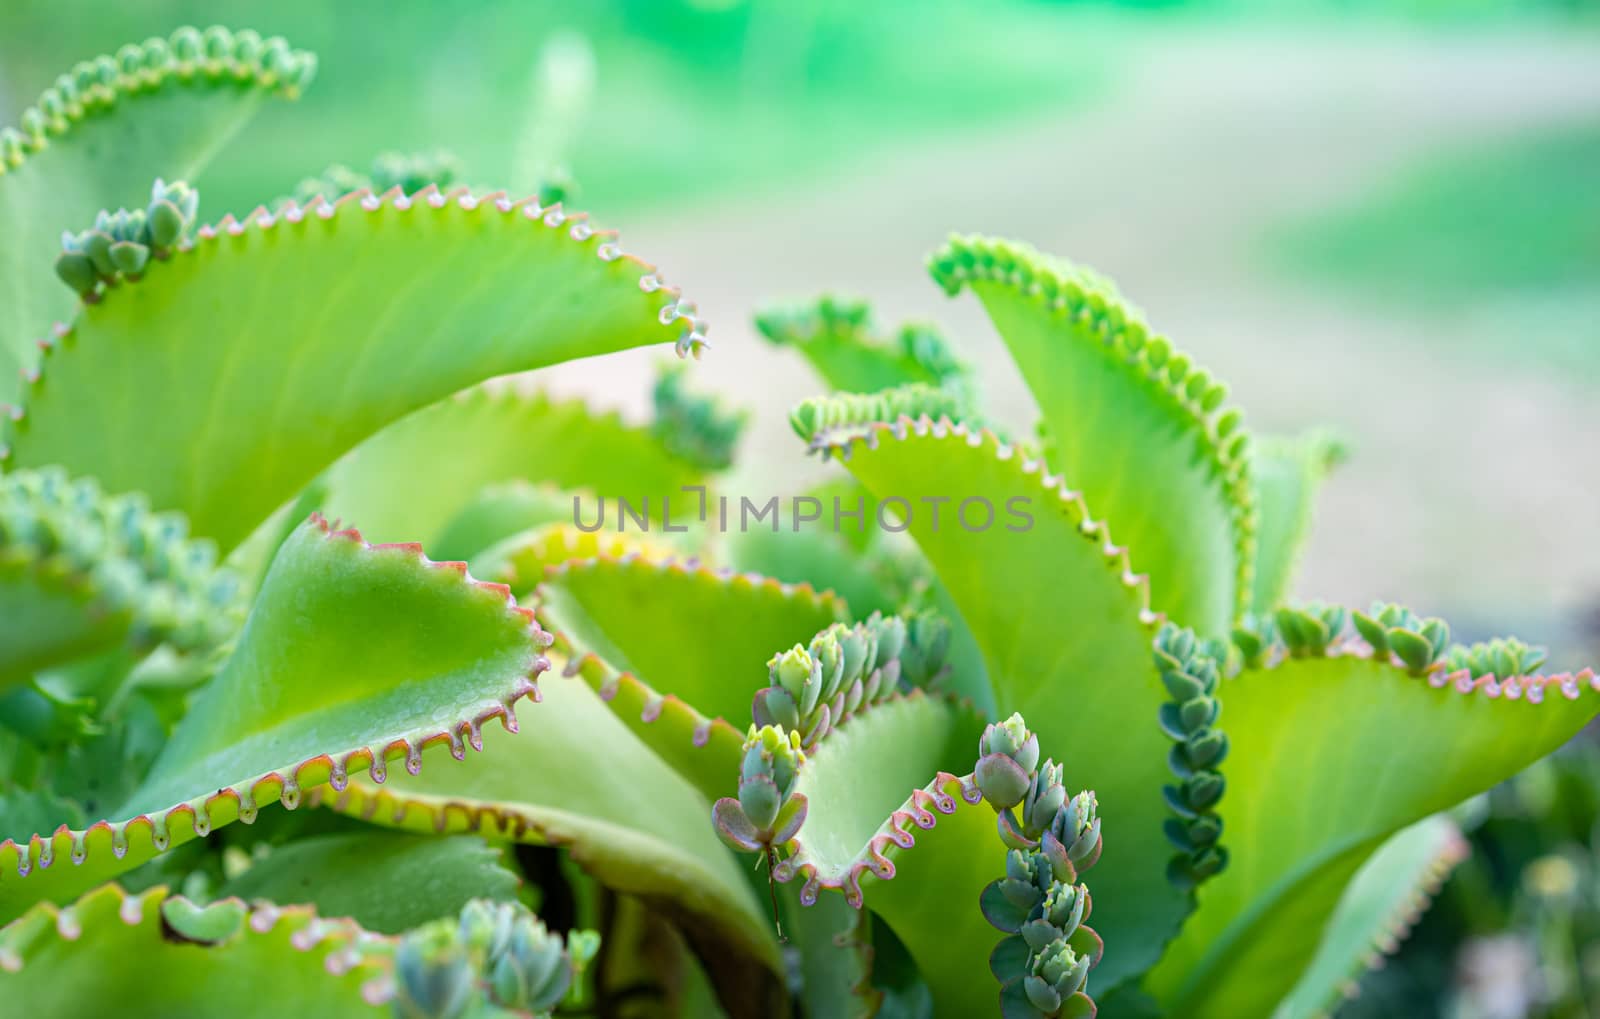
651 361 749 472
929 236 1254 637
0 26 314 408
474 523 676 599
1147 630 1597 1015
0 515 550 922
537 555 846 798
318 388 713 551
430 481 579 563
799 401 1190 987
770 692 993 1016
1275 815 1466 1019
0 467 240 689
308 671 786 1015
0 884 390 1014
789 893 883 1019
724 479 997 713
756 294 975 408
4 186 708 552
218 832 521 935
727 478 913 617
1248 431 1347 614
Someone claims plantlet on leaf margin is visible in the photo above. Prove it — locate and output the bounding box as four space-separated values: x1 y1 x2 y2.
55 178 200 298
392 898 597 1018
751 610 950 749
712 724 809 942
1154 625 1229 889
975 714 1105 1019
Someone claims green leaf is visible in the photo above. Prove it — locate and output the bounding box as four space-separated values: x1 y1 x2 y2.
724 477 996 713
1248 432 1346 614
803 407 1192 987
309 671 787 1012
0 468 241 691
0 789 86 845
929 236 1254 638
0 883 389 1015
1147 650 1598 1015
537 554 846 798
0 27 314 409
726 479 909 617
473 522 675 599
431 481 580 563
0 515 549 922
651 361 749 472
788 893 883 1019
756 294 975 407
4 187 707 552
218 832 521 935
1275 815 1465 1019
772 692 992 1017
319 388 712 550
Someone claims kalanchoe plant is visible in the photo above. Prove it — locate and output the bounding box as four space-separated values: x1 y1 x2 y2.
0 22 1596 1019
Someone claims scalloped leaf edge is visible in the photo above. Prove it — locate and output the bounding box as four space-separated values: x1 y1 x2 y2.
797 409 1162 631
1244 608 1600 705
0 26 316 177
927 235 1258 619
0 882 394 1006
773 764 985 910
0 513 551 879
0 466 243 666
2 181 710 453
1307 824 1467 1019
536 552 848 749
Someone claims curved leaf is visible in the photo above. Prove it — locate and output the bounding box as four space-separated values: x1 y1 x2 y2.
4 186 708 551
0 26 314 408
772 692 992 1017
651 360 750 472
0 468 240 690
727 477 995 712
798 401 1190 987
789 893 883 1019
929 236 1254 637
308 671 786 1014
536 554 846 798
1276 815 1466 1019
474 523 676 600
432 481 580 563
319 388 712 550
0 515 549 922
1147 640 1597 1015
756 294 974 408
727 479 911 618
0 884 390 1015
218 832 521 935
1249 432 1346 614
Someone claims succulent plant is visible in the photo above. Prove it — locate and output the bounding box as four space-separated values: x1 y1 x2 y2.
0 23 1594 1019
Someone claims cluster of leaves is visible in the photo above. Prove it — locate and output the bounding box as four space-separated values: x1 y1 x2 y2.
54 179 200 297
392 899 597 1018
974 715 1105 1018
0 22 1595 1019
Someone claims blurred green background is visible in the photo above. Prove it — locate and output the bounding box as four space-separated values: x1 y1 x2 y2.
2 1 1597 1014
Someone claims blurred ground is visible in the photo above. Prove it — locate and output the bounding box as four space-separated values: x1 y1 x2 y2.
537 21 1600 662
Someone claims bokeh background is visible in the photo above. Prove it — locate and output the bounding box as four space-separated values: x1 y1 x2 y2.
2 1 1597 1014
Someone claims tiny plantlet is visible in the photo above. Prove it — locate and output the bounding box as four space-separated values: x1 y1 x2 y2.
0 24 1594 1019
